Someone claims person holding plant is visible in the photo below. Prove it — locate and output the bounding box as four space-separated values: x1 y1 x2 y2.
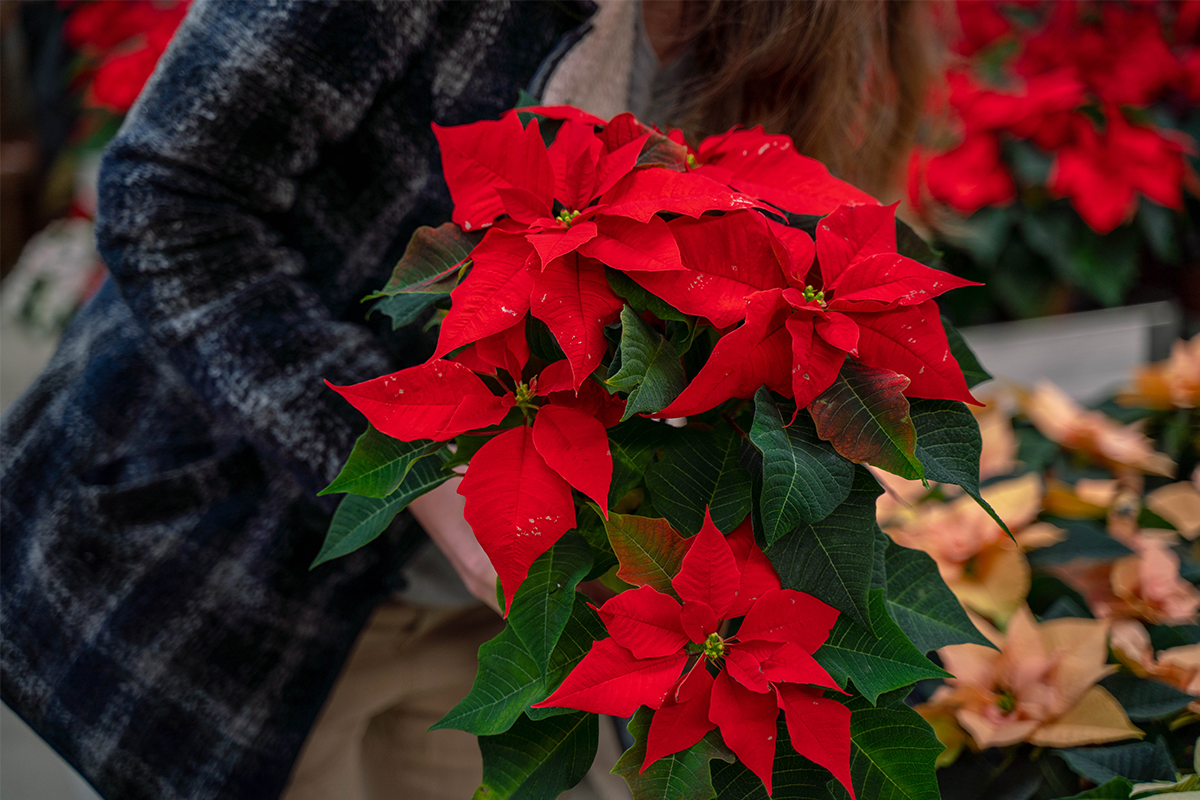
0 2 936 799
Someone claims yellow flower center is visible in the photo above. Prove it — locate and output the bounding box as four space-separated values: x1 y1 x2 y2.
556 209 581 228
703 632 726 662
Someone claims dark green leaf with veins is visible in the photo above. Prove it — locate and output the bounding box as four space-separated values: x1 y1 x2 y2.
645 425 753 535
814 589 949 705
608 306 688 421
884 538 992 653
764 467 881 631
319 425 442 498
750 388 854 544
506 531 593 667
473 711 598 800
368 222 480 298
311 457 446 568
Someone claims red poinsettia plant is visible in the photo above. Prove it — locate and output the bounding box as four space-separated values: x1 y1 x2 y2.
909 0 1199 314
319 101 998 800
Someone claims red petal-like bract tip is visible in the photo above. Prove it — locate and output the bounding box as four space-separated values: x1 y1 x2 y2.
600 167 765 224
578 214 684 273
325 360 512 442
434 113 554 233
630 212 786 328
532 638 687 717
826 252 981 312
815 202 900 289
738 589 840 653
679 600 718 644
655 290 793 418
725 518 781 618
786 314 848 410
458 426 576 612
672 509 741 619
759 642 841 692
726 647 771 693
532 404 613 513
434 229 536 360
696 126 878 217
643 667 716 770
527 221 599 269
710 670 781 795
596 585 689 659
529 253 623 390
855 301 981 405
472 322 530 382
776 684 855 799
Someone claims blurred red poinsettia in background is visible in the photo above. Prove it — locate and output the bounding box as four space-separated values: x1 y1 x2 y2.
63 0 190 113
909 0 1200 319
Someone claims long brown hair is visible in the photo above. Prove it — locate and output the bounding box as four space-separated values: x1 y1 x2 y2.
667 1 938 199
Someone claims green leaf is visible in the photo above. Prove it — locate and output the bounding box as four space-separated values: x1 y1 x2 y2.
528 598 607 720
749 389 855 544
607 416 671 506
607 269 690 323
368 222 480 298
810 360 924 482
603 512 691 595
940 316 992 389
1051 777 1132 800
432 623 545 735
763 467 881 631
1148 624 1200 651
612 707 735 800
645 425 753 535
909 399 1008 536
883 539 992 653
608 306 687 421
371 292 444 329
1056 740 1176 785
507 531 593 667
1027 518 1134 567
311 457 447 568
1098 674 1196 722
831 692 943 800
814 589 949 705
710 716 840 800
319 426 442 498
436 596 605 734
474 711 598 800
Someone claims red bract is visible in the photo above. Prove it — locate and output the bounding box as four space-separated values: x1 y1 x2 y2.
331 353 621 610
534 513 852 797
1050 111 1188 234
692 127 878 216
923 130 1016 215
658 203 979 416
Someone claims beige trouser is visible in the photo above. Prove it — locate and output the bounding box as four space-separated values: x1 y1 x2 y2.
282 602 631 800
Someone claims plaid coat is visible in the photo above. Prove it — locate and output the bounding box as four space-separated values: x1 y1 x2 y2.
0 2 593 798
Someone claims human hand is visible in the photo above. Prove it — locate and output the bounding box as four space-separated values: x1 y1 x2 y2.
408 475 502 615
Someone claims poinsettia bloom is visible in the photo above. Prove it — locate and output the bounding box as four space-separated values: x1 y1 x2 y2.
534 514 853 797
431 111 767 387
1023 382 1176 477
1111 620 1200 715
945 69 1085 150
654 202 980 417
1050 111 1188 234
1055 531 1200 627
923 130 1016 215
1120 335 1200 411
921 606 1141 749
883 473 1063 621
329 356 623 609
953 0 1012 57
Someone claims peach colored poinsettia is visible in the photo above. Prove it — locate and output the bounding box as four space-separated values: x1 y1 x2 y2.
920 606 1142 750
883 473 1063 621
1119 335 1200 411
1145 480 1200 541
1053 531 1200 626
1023 381 1176 477
1111 619 1200 716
